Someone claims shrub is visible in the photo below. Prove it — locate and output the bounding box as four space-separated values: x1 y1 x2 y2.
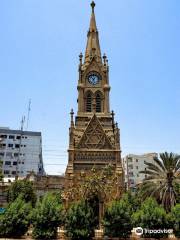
65 200 96 240
103 194 133 238
168 204 180 237
8 180 36 206
132 197 169 238
0 197 31 237
32 193 63 239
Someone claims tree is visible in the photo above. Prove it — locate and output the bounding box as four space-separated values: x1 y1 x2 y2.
168 204 180 237
139 152 180 212
132 197 169 238
8 179 36 206
0 197 31 237
65 200 96 240
62 165 119 203
103 193 135 238
32 193 63 240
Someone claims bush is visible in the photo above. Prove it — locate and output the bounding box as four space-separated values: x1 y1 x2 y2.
168 204 180 237
103 193 133 238
8 180 36 206
65 200 96 240
132 197 169 238
0 197 31 237
32 192 63 239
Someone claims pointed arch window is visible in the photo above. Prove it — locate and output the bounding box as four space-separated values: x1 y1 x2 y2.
86 93 92 112
96 93 101 112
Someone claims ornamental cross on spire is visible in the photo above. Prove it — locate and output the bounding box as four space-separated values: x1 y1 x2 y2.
91 1 95 11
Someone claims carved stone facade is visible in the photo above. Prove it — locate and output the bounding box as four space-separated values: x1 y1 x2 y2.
65 1 124 196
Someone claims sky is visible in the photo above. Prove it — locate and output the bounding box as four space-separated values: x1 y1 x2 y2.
0 0 179 175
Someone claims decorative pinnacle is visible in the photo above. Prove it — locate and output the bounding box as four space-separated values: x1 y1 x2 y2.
79 52 83 65
111 110 115 133
103 53 107 65
91 1 96 11
70 109 74 126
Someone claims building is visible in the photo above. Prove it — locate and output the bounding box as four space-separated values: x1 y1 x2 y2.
0 172 65 207
122 153 158 190
65 1 124 194
0 127 44 178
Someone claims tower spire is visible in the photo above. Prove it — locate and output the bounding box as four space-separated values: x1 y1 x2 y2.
84 1 102 64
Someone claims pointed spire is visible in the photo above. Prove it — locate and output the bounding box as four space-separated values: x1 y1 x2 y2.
84 1 102 64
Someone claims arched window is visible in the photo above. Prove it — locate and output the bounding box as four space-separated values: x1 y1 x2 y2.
96 93 101 112
86 93 92 112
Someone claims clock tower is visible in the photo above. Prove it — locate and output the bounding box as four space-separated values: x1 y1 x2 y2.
66 2 123 192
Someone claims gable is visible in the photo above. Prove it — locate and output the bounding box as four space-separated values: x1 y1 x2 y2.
77 114 113 149
83 57 103 76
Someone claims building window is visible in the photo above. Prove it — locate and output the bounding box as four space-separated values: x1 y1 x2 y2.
129 172 134 177
0 152 4 157
136 159 138 162
86 93 92 112
128 164 133 169
14 153 19 157
11 171 16 175
8 144 13 148
0 135 7 139
15 144 20 148
9 135 15 139
128 157 133 163
5 161 11 165
6 152 13 157
96 93 101 112
4 170 10 174
13 161 17 165
136 166 138 169
0 144 6 148
129 179 134 184
16 136 21 140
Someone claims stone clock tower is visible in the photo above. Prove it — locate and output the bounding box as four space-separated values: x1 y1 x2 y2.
66 2 123 189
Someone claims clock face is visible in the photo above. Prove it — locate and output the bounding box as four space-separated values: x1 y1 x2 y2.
88 73 100 85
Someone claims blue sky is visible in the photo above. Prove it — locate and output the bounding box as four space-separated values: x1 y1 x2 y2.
0 0 179 175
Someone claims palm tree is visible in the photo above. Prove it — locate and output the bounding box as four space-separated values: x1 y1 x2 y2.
139 152 180 212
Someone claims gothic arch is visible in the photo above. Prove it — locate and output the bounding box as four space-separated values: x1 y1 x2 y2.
85 90 93 112
95 91 103 113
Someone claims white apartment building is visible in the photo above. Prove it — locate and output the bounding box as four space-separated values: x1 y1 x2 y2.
0 127 45 178
122 153 158 190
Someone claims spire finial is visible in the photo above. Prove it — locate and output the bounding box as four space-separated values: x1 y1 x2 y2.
84 1 101 64
91 1 95 12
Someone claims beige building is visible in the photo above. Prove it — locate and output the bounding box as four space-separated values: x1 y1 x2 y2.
65 1 124 196
122 153 158 190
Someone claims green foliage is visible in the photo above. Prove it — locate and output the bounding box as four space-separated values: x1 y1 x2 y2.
168 204 180 237
32 192 63 240
8 180 37 206
139 152 180 212
174 183 180 203
65 200 96 240
132 197 169 238
103 193 134 238
0 197 31 237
